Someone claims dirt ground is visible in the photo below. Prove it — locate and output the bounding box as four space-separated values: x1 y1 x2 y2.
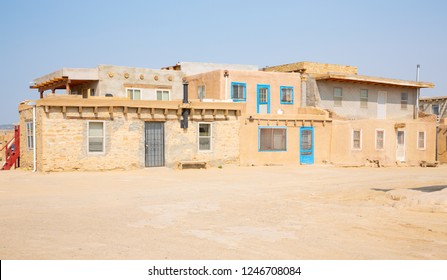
0 164 446 260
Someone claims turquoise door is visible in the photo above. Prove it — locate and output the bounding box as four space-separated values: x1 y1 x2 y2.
300 127 314 164
257 84 270 114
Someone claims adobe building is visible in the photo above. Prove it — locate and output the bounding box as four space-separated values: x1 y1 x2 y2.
18 61 437 172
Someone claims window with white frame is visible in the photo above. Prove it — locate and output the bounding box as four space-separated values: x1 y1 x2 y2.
156 89 170 101
198 85 206 100
280 86 294 104
334 87 343 106
418 131 426 150
360 89 368 108
88 121 105 153
375 129 385 150
198 123 212 151
259 127 287 151
127 88 141 100
26 121 33 150
352 129 362 150
401 92 408 109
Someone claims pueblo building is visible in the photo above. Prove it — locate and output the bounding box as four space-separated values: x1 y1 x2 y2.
16 61 436 171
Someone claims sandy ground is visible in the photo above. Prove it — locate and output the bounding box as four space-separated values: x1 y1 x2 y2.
0 164 446 260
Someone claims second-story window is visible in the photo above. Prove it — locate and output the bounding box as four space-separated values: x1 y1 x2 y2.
198 85 206 100
156 90 170 101
231 82 246 102
280 86 294 104
334 87 342 106
360 89 368 108
401 92 408 109
127 89 141 100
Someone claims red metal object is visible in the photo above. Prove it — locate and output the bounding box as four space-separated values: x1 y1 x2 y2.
1 125 20 170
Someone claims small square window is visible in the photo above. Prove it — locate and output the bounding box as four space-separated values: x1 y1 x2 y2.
231 82 246 101
280 86 294 104
259 127 287 151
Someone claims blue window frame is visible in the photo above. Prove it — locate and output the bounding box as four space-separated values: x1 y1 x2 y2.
280 86 294 104
231 82 246 102
258 126 287 152
257 84 270 113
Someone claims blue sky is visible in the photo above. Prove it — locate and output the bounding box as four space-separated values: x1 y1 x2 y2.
0 0 446 124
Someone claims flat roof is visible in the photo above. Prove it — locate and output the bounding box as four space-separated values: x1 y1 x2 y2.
315 73 434 89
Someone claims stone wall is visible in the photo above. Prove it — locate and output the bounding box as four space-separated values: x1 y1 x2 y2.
19 106 240 171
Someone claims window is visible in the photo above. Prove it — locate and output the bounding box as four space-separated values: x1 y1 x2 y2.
26 122 33 150
198 85 206 100
88 122 105 153
418 131 426 150
352 129 362 150
259 127 287 151
90 88 95 97
198 123 212 151
259 88 268 103
334 87 343 106
156 89 170 101
127 89 141 100
401 92 408 109
360 89 368 108
432 104 440 116
231 82 246 102
280 86 294 104
375 129 385 150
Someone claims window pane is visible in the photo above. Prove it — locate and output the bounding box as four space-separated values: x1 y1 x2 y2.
260 128 286 151
232 84 245 100
199 124 210 136
418 132 425 149
301 130 312 150
199 138 211 150
157 91 162 100
134 89 141 100
163 91 169 100
376 130 384 149
353 130 361 149
89 137 103 152
89 122 103 137
259 88 268 103
281 88 293 103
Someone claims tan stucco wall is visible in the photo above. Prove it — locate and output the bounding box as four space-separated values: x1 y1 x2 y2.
438 125 447 163
187 70 302 115
329 119 436 166
317 80 417 120
239 116 331 166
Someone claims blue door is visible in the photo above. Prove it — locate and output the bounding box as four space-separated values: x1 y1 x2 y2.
257 84 270 114
300 127 314 164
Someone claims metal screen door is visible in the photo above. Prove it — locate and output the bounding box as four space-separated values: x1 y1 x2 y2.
145 122 165 167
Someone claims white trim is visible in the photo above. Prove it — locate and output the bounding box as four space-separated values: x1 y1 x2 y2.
87 121 105 155
417 130 426 150
351 128 362 150
26 121 34 150
375 129 385 150
198 122 212 152
156 89 171 101
126 88 142 100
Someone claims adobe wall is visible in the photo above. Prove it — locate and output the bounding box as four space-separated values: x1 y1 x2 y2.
330 119 436 166
96 65 184 100
438 124 447 163
317 80 417 120
239 117 331 166
187 70 302 115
